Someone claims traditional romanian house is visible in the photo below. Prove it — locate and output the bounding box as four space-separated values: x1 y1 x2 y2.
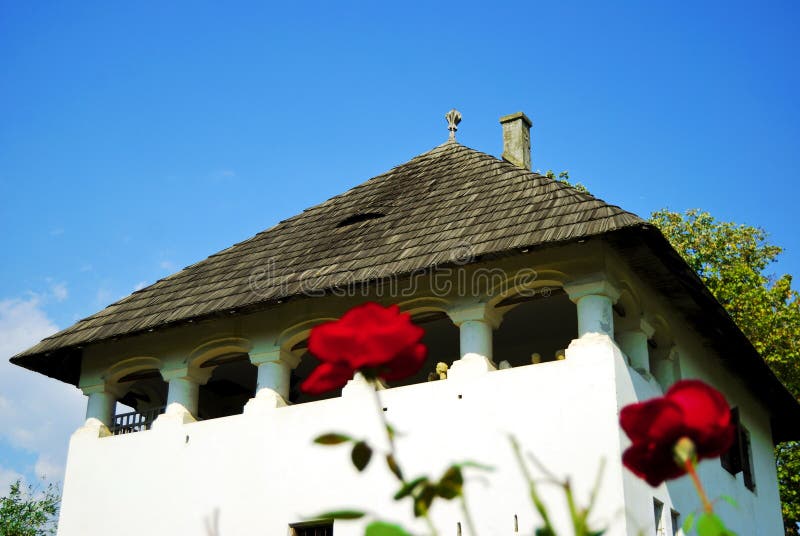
12 110 799 535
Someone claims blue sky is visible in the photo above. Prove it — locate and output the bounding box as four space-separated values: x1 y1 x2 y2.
1 1 798 490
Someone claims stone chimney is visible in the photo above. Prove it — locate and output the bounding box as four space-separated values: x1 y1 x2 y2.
499 112 532 170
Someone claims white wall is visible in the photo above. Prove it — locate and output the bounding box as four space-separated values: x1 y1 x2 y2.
59 340 631 536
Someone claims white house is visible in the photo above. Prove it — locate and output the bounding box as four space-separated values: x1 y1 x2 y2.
12 110 798 536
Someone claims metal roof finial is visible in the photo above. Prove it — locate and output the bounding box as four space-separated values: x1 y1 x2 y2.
445 109 462 140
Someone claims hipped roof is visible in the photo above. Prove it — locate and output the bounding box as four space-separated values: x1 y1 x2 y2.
10 139 799 441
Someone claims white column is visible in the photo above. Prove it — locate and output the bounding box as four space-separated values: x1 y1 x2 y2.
618 318 655 373
75 382 124 438
244 346 300 414
165 375 200 415
82 385 116 427
447 303 501 380
564 275 621 338
653 345 681 391
154 365 212 427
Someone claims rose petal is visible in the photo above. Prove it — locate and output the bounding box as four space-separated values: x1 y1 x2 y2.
665 380 734 455
620 398 685 444
622 442 687 487
381 343 428 381
300 362 354 395
306 302 427 387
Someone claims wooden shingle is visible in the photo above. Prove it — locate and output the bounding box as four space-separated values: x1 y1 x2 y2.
12 140 641 367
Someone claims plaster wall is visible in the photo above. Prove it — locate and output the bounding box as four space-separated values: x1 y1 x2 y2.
608 254 785 536
59 342 630 536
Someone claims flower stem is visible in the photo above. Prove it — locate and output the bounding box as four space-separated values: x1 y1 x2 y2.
684 459 713 514
459 493 478 536
369 380 398 455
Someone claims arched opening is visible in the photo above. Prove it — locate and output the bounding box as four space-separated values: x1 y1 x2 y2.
197 353 257 419
112 368 168 434
493 289 578 368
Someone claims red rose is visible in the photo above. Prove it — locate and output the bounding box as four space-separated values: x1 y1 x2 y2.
620 379 735 486
300 303 427 394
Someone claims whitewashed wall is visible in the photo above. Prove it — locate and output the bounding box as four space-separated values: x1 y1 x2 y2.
57 332 784 536
59 337 630 536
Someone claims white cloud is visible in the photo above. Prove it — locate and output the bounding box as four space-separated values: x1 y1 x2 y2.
0 297 85 486
0 466 25 492
159 260 176 271
94 288 112 306
50 282 68 302
34 455 62 482
133 281 148 291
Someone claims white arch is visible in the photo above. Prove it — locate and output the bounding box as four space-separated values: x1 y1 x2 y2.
187 337 252 368
104 356 163 385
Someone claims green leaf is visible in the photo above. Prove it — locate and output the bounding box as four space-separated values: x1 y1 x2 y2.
534 528 556 536
682 511 696 533
314 433 352 445
455 460 494 472
393 477 428 500
351 441 373 472
313 510 365 520
696 513 736 536
718 495 738 509
413 484 436 517
436 466 463 500
365 521 412 536
386 454 404 481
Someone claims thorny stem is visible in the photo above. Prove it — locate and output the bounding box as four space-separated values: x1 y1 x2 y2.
368 380 440 536
685 459 714 514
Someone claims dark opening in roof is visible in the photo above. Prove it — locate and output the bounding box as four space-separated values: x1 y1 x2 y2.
337 212 385 228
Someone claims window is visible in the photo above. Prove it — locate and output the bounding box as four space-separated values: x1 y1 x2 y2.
670 510 680 535
290 521 333 536
720 407 756 492
653 498 665 535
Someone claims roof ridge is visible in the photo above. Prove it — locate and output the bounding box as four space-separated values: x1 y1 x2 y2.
11 139 646 371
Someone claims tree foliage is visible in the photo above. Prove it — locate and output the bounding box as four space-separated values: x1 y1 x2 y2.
0 480 59 536
650 208 800 535
545 170 589 193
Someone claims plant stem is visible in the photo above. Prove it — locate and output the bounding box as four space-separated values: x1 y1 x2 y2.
459 494 479 536
509 436 556 534
684 459 713 514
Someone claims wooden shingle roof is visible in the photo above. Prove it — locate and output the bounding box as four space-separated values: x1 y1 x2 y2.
14 140 642 365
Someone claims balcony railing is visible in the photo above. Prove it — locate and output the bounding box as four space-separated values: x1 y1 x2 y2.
111 406 164 435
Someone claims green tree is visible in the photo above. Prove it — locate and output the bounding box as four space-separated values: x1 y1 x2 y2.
650 208 800 535
0 480 59 536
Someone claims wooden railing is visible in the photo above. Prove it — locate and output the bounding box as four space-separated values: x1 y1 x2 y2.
110 406 164 435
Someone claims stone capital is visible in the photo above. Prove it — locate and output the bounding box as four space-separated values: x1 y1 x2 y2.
563 275 621 303
249 346 301 369
80 382 124 399
619 317 655 339
160 365 213 385
446 303 502 329
639 318 655 338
